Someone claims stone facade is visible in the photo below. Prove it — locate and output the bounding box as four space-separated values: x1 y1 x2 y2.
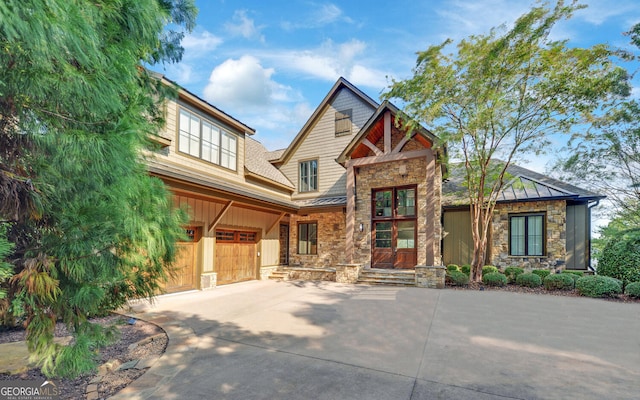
335 264 363 283
200 272 217 290
415 265 446 288
491 200 566 270
352 156 442 267
289 211 347 267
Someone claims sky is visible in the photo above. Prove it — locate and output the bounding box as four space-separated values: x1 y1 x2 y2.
156 0 640 173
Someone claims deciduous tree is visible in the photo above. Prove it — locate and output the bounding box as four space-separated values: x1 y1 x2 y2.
383 0 629 282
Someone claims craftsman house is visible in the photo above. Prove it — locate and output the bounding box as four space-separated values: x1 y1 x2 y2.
148 74 602 293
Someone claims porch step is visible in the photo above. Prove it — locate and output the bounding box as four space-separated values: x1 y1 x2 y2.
357 269 416 287
268 270 289 281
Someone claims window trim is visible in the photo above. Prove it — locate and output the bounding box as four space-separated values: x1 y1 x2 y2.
297 221 318 255
509 213 546 256
177 106 238 171
335 108 353 136
298 158 319 193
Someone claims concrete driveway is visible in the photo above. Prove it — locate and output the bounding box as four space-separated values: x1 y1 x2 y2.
113 280 640 400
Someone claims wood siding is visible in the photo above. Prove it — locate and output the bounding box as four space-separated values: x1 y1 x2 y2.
279 88 376 199
442 210 474 266
566 204 589 270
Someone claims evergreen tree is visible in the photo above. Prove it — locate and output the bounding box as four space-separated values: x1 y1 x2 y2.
0 0 196 377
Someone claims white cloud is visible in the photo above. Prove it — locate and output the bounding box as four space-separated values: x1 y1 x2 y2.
182 30 223 57
258 39 389 92
224 10 265 42
281 2 353 30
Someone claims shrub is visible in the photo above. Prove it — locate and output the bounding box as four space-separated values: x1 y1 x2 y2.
562 270 584 277
561 272 582 284
446 264 460 272
576 276 622 298
504 267 524 283
482 272 507 287
482 265 499 275
461 264 471 274
446 270 469 286
543 274 575 291
624 282 640 298
531 269 551 279
597 233 640 287
516 273 543 288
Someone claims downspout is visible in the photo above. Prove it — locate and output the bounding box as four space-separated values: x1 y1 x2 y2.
587 200 601 272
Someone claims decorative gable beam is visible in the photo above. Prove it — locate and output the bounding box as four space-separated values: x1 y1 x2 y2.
392 132 416 154
208 200 234 233
266 212 286 235
384 111 391 154
361 139 383 156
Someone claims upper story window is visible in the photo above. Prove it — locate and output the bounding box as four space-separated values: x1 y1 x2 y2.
299 159 318 192
179 108 237 170
510 214 545 256
335 109 352 136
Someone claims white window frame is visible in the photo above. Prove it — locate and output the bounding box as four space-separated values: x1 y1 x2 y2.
178 108 237 171
299 159 318 193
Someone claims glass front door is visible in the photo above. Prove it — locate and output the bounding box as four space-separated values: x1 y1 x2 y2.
371 187 417 269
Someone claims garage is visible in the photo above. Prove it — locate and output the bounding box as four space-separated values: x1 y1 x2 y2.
215 229 258 285
164 227 199 294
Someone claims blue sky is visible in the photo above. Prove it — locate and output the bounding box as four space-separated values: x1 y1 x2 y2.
156 0 640 170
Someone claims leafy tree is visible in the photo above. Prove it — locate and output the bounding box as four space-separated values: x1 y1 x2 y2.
0 0 196 377
383 0 629 282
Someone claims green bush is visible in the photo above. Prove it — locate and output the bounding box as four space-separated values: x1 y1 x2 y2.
543 274 575 291
561 272 582 284
597 232 640 286
504 267 524 283
446 270 469 286
482 265 499 275
482 272 507 287
446 264 460 272
624 282 640 298
576 275 622 298
562 270 584 277
461 264 471 275
531 269 551 279
516 273 543 288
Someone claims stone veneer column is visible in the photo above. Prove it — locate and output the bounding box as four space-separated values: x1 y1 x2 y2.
415 265 446 289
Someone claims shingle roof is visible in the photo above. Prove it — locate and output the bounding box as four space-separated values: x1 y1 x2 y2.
265 148 286 161
442 162 604 207
244 138 294 189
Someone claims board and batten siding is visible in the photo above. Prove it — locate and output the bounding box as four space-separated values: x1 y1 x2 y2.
566 204 589 270
280 88 376 199
173 194 283 267
442 210 474 267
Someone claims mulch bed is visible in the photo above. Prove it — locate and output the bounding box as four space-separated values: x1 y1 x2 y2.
447 281 640 303
0 314 167 400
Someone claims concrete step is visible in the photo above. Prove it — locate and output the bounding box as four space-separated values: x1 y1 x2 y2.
357 269 415 286
356 277 415 286
269 271 289 281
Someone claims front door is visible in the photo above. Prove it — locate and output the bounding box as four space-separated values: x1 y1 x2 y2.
372 187 417 269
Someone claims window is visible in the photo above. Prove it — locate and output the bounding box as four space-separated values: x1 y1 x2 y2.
179 108 237 170
373 187 416 218
510 214 544 256
335 109 352 136
215 230 257 243
299 160 318 192
298 222 317 255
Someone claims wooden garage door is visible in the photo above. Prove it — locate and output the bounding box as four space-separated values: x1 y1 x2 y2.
164 227 199 293
215 230 257 285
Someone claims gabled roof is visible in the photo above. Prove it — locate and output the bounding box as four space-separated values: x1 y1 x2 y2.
442 162 604 207
270 77 379 165
336 100 439 165
244 138 294 190
154 71 256 136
